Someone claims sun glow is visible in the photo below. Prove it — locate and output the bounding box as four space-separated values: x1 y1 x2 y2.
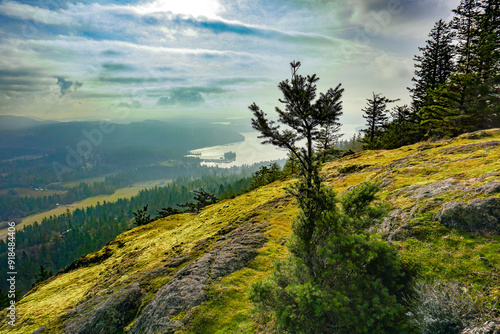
136 0 224 18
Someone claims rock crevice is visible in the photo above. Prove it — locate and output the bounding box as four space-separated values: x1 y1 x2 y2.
128 221 268 334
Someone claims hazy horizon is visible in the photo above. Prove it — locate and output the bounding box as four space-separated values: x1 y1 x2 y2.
0 0 460 136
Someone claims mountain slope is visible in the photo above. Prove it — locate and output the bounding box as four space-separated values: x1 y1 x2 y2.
0 116 57 131
2 129 499 333
0 119 244 161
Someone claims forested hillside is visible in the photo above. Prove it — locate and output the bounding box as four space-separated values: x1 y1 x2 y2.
359 0 499 150
0 169 257 295
1 128 498 334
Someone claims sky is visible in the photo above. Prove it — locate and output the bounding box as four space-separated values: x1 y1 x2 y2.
0 0 460 135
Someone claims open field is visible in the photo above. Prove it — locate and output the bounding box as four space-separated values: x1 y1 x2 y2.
0 179 172 239
60 175 109 188
0 187 67 198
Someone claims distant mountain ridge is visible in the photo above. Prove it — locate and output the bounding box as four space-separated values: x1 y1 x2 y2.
0 119 245 160
0 115 57 131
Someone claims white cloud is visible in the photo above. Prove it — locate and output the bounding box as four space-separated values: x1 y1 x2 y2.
0 0 226 25
370 53 413 81
0 0 462 124
0 1 73 25
132 0 225 19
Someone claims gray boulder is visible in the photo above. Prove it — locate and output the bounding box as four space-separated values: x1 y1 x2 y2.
436 198 500 233
64 282 143 334
477 182 500 195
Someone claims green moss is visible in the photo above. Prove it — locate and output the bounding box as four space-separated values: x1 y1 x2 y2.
2 129 500 333
397 231 500 299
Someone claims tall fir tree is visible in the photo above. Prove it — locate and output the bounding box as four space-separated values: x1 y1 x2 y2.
361 92 399 149
409 19 455 112
314 123 342 162
420 73 481 137
474 0 500 83
450 0 500 129
452 0 481 75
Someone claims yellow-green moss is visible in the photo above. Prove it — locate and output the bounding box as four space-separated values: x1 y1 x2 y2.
2 129 499 333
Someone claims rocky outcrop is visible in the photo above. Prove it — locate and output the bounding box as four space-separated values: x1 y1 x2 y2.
64 282 144 334
128 221 268 334
439 141 500 154
436 198 500 233
402 178 471 201
30 325 46 334
477 181 500 195
461 320 500 334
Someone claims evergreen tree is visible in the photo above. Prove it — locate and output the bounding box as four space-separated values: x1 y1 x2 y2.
420 73 482 137
474 0 500 83
361 93 399 149
314 124 342 162
250 60 344 272
156 206 180 218
282 150 300 176
391 104 415 124
177 188 218 213
249 63 410 332
450 0 500 129
133 205 152 226
378 105 422 149
32 265 52 287
452 0 499 80
417 0 499 136
452 0 481 75
475 0 500 127
250 183 411 333
337 133 363 152
409 19 455 111
250 163 283 190
192 188 218 212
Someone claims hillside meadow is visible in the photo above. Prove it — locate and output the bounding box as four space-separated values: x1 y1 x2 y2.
1 129 499 333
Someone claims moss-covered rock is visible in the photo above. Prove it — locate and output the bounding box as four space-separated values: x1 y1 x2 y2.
129 222 268 334
437 198 500 232
64 282 143 334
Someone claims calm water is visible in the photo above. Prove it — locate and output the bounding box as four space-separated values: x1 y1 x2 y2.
189 132 288 167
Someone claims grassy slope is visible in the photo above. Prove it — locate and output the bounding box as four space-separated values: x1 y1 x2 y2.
2 130 499 333
322 130 500 287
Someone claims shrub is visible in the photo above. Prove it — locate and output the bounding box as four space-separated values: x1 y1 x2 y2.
407 280 494 333
250 184 412 333
133 205 152 226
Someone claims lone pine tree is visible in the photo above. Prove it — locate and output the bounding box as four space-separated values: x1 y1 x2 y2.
249 60 343 272
249 62 410 333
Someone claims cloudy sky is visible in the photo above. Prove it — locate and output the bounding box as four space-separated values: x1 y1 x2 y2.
0 0 459 134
